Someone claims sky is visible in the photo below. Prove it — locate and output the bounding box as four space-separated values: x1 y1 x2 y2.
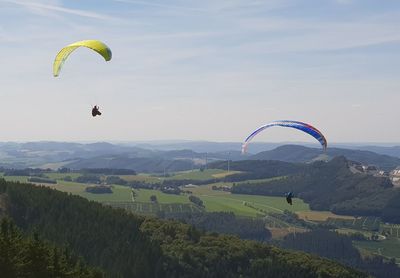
0 0 399 144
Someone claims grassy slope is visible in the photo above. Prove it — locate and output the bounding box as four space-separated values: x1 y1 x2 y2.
189 184 309 217
1 172 310 217
164 169 240 180
134 189 190 204
354 238 400 263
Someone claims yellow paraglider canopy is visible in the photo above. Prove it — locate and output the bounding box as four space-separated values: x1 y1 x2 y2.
53 40 112 77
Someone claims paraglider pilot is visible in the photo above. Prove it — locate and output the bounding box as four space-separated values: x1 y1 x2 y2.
92 105 102 117
285 192 293 205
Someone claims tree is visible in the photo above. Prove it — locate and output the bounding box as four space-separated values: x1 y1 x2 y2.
150 195 158 203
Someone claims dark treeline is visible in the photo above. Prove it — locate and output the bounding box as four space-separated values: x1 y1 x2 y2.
104 175 128 185
3 168 50 177
231 157 400 222
279 229 400 278
188 195 204 207
65 157 194 173
10 167 138 177
130 181 184 195
0 218 103 278
85 185 113 194
0 179 366 278
211 160 306 181
73 175 129 186
381 191 400 223
81 168 137 175
58 167 136 175
165 212 271 242
0 180 162 277
129 179 221 195
161 178 219 186
74 174 102 184
27 177 57 184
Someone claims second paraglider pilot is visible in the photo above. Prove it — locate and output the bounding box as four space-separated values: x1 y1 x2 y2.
285 192 293 205
92 105 102 117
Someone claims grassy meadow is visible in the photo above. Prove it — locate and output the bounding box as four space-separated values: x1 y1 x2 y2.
354 238 400 264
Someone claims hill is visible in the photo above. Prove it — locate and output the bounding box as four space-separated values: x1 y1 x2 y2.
251 145 400 170
0 142 238 170
1 141 399 173
0 218 103 277
0 179 366 278
338 145 400 159
210 159 306 181
231 157 400 222
64 155 194 173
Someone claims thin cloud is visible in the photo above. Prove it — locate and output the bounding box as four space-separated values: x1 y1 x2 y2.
114 0 208 12
114 0 289 14
335 0 354 4
234 20 400 53
2 0 115 20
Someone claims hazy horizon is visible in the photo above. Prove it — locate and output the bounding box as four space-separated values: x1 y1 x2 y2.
1 0 399 143
0 139 400 147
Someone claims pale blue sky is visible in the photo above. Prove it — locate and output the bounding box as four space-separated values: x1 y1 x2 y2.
0 0 399 143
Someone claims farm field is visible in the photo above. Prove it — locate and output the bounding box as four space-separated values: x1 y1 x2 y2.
165 169 239 180
189 184 309 217
296 211 355 222
354 238 400 263
81 185 132 202
45 172 82 180
133 189 190 204
129 186 301 218
2 173 310 217
105 202 203 215
1 175 29 183
326 216 381 231
336 228 374 238
268 227 308 239
36 181 133 202
119 174 162 183
44 181 87 194
381 224 400 238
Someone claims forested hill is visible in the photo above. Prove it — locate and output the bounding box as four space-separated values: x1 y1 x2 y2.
231 157 400 222
0 218 103 277
280 229 400 278
0 180 366 278
65 156 194 173
250 145 400 170
211 159 306 181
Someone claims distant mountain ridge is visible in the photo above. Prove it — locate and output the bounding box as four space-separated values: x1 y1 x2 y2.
251 145 400 170
0 141 399 171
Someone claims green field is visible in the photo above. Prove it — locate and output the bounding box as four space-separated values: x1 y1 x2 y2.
326 217 381 231
119 174 162 183
1 176 29 183
354 238 400 263
81 185 132 202
2 172 309 218
189 184 309 217
105 202 204 215
133 189 190 204
381 224 400 238
45 172 82 180
4 170 400 265
165 169 240 181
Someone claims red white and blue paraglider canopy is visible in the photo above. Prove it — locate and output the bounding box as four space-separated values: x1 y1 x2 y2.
242 120 327 154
